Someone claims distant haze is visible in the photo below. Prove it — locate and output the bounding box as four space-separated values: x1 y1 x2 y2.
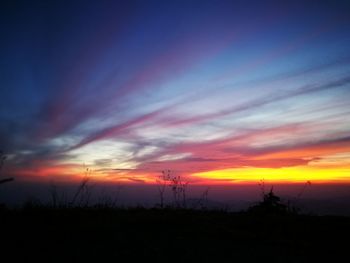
1 181 350 216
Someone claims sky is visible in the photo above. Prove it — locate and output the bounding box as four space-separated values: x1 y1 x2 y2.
1 0 350 193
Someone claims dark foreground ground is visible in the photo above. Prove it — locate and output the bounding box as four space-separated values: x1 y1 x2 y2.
1 207 350 262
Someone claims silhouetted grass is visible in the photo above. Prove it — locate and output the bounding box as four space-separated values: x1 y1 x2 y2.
1 205 349 262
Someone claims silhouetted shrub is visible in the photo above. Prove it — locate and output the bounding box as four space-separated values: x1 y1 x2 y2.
248 187 288 215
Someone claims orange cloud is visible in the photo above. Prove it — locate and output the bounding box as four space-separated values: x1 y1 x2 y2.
251 137 350 160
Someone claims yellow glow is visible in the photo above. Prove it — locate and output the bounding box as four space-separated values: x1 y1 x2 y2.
192 165 350 183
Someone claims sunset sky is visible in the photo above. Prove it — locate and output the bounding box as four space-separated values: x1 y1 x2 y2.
1 0 350 187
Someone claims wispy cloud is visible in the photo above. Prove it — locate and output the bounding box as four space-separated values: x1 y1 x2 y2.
2 1 350 183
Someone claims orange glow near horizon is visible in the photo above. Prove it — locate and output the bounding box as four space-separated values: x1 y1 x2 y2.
192 165 350 184
10 163 350 185
7 149 350 185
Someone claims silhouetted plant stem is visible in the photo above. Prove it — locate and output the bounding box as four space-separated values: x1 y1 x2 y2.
0 151 13 185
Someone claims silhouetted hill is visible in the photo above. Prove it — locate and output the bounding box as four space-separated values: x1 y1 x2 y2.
1 207 349 262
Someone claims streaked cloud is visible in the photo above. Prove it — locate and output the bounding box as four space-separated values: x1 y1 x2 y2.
1 1 350 184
